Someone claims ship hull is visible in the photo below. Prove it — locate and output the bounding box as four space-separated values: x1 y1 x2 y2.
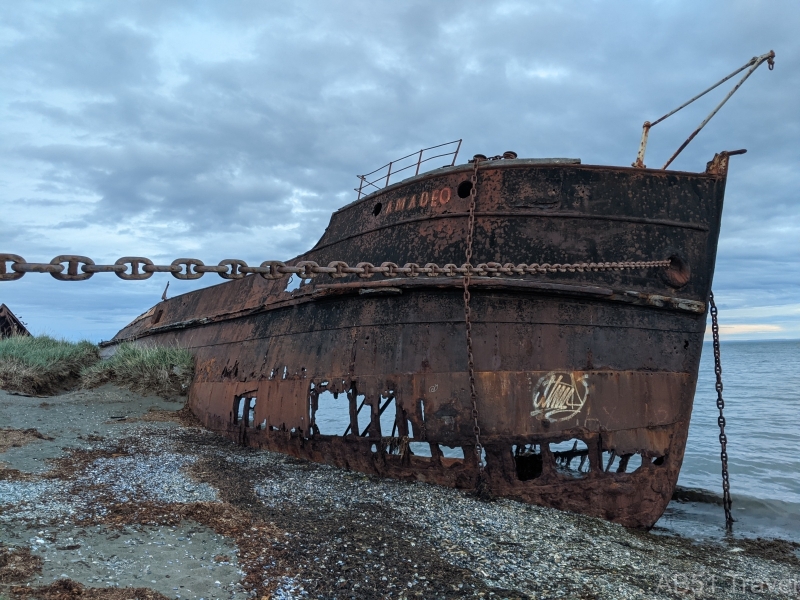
110 157 728 528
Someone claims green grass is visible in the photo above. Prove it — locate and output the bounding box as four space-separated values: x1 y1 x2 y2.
0 335 99 395
80 342 194 398
0 336 194 398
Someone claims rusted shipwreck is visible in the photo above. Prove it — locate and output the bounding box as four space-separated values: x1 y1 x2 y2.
0 303 29 339
2 51 774 528
108 143 740 528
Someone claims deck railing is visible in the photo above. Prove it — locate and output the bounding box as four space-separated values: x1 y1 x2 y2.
355 139 462 200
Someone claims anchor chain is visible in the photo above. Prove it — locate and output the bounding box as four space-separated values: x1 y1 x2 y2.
709 291 734 529
0 254 671 282
462 158 485 471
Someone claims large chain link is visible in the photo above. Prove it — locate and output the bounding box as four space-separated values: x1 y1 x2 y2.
463 159 484 471
709 291 734 529
0 254 671 282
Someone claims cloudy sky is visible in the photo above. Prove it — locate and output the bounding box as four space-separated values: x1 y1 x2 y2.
1 0 798 342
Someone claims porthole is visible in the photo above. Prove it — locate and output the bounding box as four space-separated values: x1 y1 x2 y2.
457 181 473 198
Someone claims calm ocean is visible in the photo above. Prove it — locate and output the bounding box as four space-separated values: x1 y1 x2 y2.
658 339 800 542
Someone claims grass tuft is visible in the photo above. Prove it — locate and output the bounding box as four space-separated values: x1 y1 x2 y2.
0 335 99 396
0 336 194 398
80 343 194 398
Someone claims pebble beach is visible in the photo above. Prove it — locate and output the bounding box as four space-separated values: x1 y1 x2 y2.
1 385 799 599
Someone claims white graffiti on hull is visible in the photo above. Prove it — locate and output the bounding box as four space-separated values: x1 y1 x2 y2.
531 372 589 422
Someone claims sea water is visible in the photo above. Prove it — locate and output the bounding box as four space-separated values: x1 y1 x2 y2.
657 339 800 541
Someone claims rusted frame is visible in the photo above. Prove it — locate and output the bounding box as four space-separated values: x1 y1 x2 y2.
491 429 670 482
304 378 445 464
343 393 367 436
238 413 673 491
230 390 258 430
0 303 30 338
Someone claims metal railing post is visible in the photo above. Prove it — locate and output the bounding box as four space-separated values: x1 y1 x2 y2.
415 149 423 175
452 139 462 166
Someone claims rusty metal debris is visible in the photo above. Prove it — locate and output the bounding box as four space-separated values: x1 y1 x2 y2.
0 304 29 338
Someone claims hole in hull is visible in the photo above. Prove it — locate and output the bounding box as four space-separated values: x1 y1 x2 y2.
550 439 590 478
626 453 644 472
440 445 465 460
313 390 350 436
409 442 432 457
232 397 245 424
355 393 370 436
378 394 398 438
513 444 543 481
285 275 302 292
246 397 256 427
457 180 473 198
603 451 646 473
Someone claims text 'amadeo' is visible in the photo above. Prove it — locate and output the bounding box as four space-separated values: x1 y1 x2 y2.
383 187 452 216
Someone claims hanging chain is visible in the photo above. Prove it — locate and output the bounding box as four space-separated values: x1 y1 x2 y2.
0 254 670 282
463 159 485 470
709 291 734 529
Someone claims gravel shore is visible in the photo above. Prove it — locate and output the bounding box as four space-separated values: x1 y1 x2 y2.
1 386 799 599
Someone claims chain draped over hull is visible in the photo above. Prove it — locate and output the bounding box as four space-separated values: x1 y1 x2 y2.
0 255 671 282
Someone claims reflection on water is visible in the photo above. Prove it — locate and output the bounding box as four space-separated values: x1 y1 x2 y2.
656 340 800 542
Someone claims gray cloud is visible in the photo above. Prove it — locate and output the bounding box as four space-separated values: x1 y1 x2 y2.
1 0 798 340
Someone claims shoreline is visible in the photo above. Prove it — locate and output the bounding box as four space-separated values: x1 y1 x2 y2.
2 385 799 599
658 487 800 546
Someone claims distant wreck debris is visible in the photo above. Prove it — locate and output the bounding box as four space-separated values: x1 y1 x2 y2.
0 304 29 338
